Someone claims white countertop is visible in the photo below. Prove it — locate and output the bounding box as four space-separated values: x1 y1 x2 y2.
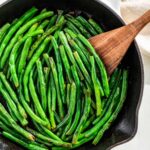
0 0 150 149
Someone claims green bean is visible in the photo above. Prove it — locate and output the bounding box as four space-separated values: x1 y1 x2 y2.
46 15 57 31
27 144 48 150
64 28 91 60
59 31 76 66
109 68 119 90
48 73 56 130
66 21 81 34
54 112 62 124
0 120 24 139
92 70 128 144
73 51 91 86
97 79 104 97
0 83 28 126
79 83 121 139
40 125 62 142
32 119 48 136
38 20 49 30
72 89 91 144
0 77 26 120
42 67 49 94
66 96 81 136
88 18 103 33
92 70 121 125
65 32 72 41
0 113 10 125
101 98 106 108
72 135 94 149
18 74 49 126
71 65 80 90
50 72 57 112
51 36 65 103
31 141 48 149
17 23 39 73
0 23 10 42
6 103 18 122
65 65 81 135
18 37 33 75
0 121 39 148
2 131 29 149
21 98 48 126
59 45 72 82
74 38 90 57
56 10 64 24
17 10 53 34
36 138 52 147
0 7 38 58
81 115 95 132
9 29 44 87
40 8 47 14
61 119 72 140
43 67 50 85
64 28 77 38
28 21 64 59
29 70 50 128
68 39 90 71
90 56 102 116
59 30 77 64
0 72 27 118
59 31 84 80
2 132 47 150
64 28 90 60
23 36 51 102
66 15 91 38
78 34 110 97
46 35 56 54
66 83 71 108
53 30 61 44
36 59 47 112
76 16 97 35
0 103 34 141
0 20 18 58
56 82 76 129
49 57 64 119
52 147 68 150
27 128 71 148
1 10 53 68
0 23 10 32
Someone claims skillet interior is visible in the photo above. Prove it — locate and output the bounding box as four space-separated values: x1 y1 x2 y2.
0 0 144 149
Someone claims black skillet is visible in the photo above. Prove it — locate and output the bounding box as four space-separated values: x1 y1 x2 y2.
0 0 144 149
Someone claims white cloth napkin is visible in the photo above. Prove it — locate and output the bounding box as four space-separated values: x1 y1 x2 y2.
120 1 150 56
120 0 150 84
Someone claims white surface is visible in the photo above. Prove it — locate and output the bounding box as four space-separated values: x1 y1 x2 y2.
0 0 150 150
113 84 150 150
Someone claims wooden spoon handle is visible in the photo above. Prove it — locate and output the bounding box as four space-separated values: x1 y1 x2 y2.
129 10 150 34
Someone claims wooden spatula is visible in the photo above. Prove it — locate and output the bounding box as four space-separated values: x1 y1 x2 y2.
89 10 150 75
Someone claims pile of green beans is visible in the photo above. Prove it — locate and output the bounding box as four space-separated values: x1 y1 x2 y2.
0 7 128 150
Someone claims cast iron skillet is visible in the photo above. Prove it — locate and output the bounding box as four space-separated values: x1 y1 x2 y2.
0 0 144 149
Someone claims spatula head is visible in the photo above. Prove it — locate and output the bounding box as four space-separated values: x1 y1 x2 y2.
89 25 136 75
